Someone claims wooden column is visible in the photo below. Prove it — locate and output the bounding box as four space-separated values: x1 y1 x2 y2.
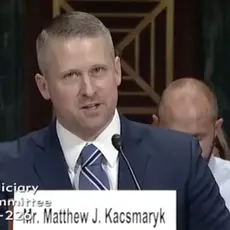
23 0 53 134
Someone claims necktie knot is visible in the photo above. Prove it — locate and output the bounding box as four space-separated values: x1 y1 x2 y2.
79 144 102 167
75 143 110 190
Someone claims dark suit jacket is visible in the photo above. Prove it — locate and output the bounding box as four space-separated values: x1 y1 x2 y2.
0 116 230 230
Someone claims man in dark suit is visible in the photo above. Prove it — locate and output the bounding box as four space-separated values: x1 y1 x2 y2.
0 11 230 230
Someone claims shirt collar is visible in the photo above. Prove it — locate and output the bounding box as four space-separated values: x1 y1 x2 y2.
56 109 120 171
208 154 216 172
92 109 120 167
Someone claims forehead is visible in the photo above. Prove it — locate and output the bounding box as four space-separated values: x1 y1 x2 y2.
47 36 112 72
165 103 214 135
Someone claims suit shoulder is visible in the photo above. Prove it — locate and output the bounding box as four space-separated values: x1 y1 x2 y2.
130 120 198 159
0 126 49 161
131 120 195 144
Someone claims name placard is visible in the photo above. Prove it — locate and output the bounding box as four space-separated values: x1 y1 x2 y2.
12 190 176 230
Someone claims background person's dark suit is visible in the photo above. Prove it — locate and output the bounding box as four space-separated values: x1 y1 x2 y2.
0 116 230 230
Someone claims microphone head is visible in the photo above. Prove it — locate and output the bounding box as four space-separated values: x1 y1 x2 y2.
111 134 122 151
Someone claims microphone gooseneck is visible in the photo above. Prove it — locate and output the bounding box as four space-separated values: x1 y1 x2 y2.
111 134 141 190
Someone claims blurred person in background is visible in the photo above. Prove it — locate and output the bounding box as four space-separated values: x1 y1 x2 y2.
212 128 230 160
152 77 230 210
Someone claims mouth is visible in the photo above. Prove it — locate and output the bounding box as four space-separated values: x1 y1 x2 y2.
81 103 100 110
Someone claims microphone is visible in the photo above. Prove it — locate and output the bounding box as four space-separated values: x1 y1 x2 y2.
111 134 141 190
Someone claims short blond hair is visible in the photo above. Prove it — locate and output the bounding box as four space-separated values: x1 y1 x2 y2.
36 11 114 74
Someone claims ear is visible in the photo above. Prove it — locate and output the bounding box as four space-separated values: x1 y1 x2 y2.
152 114 159 126
214 118 223 136
114 56 122 86
35 73 50 100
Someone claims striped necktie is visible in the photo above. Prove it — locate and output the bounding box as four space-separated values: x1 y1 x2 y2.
76 144 110 190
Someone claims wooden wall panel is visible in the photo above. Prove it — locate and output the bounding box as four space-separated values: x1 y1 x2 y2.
23 0 202 131
23 0 52 133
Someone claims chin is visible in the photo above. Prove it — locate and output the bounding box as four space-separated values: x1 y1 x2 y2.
84 118 109 131
85 121 105 130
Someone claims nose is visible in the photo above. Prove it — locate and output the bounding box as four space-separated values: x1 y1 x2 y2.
81 76 96 97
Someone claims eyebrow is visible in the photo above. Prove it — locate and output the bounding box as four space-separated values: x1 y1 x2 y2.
60 64 108 75
90 64 108 69
60 68 81 75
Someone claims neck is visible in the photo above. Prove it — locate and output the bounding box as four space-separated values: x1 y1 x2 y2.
56 113 115 142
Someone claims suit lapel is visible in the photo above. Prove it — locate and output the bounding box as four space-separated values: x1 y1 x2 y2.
32 116 149 190
118 116 150 190
32 122 73 190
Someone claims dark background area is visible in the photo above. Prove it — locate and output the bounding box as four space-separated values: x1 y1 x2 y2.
0 0 229 141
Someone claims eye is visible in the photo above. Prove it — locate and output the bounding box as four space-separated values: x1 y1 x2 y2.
64 72 77 79
92 67 105 75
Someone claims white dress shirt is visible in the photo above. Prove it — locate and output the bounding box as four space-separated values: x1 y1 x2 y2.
209 155 230 210
56 109 120 190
